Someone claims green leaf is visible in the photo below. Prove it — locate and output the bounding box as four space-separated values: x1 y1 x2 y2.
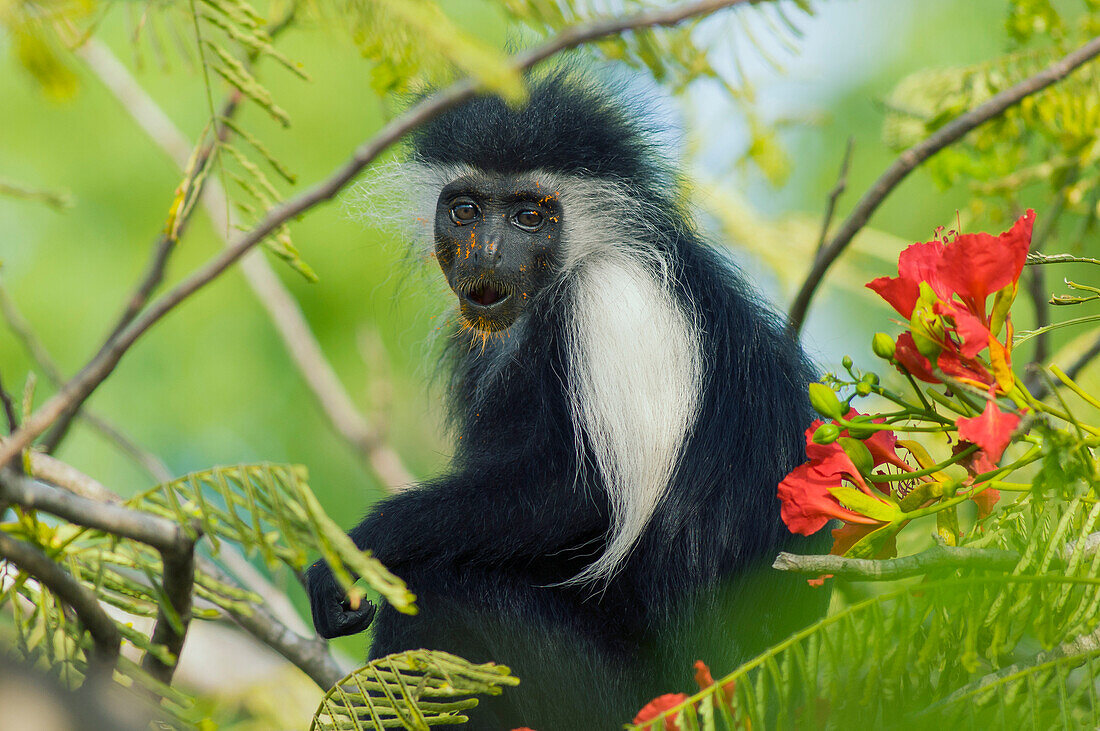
311 650 520 731
827 486 900 523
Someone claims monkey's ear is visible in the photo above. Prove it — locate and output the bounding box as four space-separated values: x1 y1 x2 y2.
306 561 378 639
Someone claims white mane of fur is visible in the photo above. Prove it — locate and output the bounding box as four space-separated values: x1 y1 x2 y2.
353 162 703 584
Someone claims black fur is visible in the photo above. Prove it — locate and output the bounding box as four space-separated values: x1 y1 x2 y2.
308 72 828 730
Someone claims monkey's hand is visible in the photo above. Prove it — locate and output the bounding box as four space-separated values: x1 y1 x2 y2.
306 560 377 639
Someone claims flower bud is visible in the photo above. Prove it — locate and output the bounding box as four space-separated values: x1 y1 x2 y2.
808 383 844 419
841 355 853 370
856 382 872 396
860 372 880 386
846 418 876 440
872 333 896 360
812 423 841 444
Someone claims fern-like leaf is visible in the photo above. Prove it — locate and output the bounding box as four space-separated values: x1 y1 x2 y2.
310 650 520 731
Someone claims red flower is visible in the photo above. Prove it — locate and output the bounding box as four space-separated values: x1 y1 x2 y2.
693 660 736 701
778 412 898 537
867 211 1035 392
956 400 1021 466
634 694 688 730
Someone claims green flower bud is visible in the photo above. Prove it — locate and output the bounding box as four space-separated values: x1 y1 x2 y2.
860 372 879 386
841 355 853 370
872 333 896 360
856 382 872 396
838 437 874 475
808 383 844 419
846 417 876 440
812 423 841 444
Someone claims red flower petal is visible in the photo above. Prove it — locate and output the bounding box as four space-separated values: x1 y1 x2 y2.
693 660 715 690
956 401 1021 465
634 694 689 730
778 460 881 535
867 275 920 318
935 300 994 359
894 333 939 383
971 486 1001 519
867 240 950 316
937 210 1034 312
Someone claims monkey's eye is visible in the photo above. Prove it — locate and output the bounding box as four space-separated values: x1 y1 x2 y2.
449 199 480 224
511 209 544 232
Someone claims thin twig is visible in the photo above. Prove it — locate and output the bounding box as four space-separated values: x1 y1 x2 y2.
0 276 172 483
203 557 346 689
815 137 854 255
0 0 756 471
787 34 1100 334
83 38 415 490
1024 183 1076 393
0 531 121 682
0 368 17 435
1032 329 1100 400
772 544 1021 581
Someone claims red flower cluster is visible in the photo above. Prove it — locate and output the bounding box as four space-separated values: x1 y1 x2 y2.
867 210 1034 394
778 410 911 557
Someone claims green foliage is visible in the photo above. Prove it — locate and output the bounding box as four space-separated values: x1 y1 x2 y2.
131 463 416 613
341 0 522 98
0 462 415 727
310 650 520 730
882 1 1100 225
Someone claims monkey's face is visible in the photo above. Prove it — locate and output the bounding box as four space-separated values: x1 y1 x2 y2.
434 175 562 333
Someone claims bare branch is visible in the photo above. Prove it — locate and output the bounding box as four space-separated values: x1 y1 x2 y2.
1023 184 1076 393
1032 329 1100 400
0 368 17 435
787 34 1100 334
199 559 346 689
0 275 172 483
143 545 197 687
0 0 756 472
0 531 121 681
80 39 416 491
772 544 1020 581
25 450 119 503
0 469 190 554
815 137 854 255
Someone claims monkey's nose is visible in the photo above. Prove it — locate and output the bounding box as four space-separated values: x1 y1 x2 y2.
472 239 504 269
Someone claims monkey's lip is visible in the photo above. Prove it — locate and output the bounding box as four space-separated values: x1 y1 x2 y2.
459 283 511 309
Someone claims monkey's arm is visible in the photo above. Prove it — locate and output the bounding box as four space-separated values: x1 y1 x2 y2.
308 467 605 639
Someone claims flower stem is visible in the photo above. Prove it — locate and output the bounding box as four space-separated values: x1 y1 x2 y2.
902 445 1043 519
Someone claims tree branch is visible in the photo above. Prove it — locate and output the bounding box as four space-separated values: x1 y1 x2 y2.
787 34 1100 334
1032 328 1100 400
142 544 197 687
0 469 190 554
79 39 416 491
772 544 1021 581
815 137 854 255
0 0 756 472
0 367 17 435
201 558 346 689
17 453 347 689
0 531 121 682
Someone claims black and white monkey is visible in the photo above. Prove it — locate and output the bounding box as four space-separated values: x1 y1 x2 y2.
308 72 827 730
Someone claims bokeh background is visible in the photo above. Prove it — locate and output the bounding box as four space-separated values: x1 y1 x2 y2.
2 0 1097 721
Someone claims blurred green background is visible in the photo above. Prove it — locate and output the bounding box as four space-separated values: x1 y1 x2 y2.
1 0 1096 675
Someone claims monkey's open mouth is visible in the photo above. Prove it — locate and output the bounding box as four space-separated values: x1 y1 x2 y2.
461 283 510 308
